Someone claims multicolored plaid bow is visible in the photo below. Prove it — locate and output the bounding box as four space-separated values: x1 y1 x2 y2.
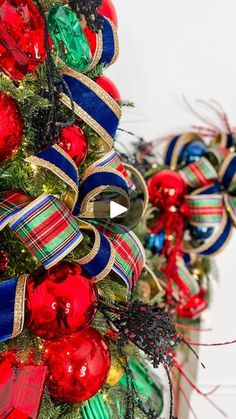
184 153 236 255
0 144 145 285
0 144 148 342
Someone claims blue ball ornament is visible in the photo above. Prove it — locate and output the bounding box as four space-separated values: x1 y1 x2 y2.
190 225 214 240
146 231 165 254
180 140 206 165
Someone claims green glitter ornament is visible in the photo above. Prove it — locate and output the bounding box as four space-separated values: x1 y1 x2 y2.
47 5 92 72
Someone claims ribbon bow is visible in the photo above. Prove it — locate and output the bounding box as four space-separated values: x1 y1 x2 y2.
0 144 148 343
163 132 234 257
184 153 236 255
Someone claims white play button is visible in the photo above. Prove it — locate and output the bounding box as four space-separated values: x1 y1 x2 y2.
110 201 128 219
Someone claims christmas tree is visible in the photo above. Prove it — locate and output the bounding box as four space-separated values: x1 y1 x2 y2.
0 1 178 418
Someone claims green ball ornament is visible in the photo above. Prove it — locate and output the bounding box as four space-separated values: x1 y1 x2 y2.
47 6 92 72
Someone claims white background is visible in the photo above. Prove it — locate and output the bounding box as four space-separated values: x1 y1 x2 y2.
108 1 236 418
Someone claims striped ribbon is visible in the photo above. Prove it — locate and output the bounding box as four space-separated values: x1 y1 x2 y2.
89 149 134 190
85 16 119 72
0 191 32 230
179 157 218 188
0 276 26 343
176 257 200 296
60 68 122 148
184 194 224 226
184 153 236 255
10 194 83 269
93 221 146 290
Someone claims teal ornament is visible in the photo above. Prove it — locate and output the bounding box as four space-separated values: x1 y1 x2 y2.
146 231 165 254
47 6 92 72
120 357 163 416
179 140 206 165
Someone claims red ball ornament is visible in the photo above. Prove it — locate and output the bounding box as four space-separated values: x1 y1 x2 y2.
25 262 98 340
95 75 121 101
98 0 118 26
147 170 186 209
0 0 47 80
83 26 97 57
44 327 111 402
0 93 23 164
58 124 88 166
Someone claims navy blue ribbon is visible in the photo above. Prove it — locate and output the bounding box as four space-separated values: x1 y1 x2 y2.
99 17 116 65
0 277 26 343
199 216 232 256
164 135 181 165
222 133 234 149
61 73 120 142
81 231 112 277
220 154 236 189
74 171 129 216
35 146 78 187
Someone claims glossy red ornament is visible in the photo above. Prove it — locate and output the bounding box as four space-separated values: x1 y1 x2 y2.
0 93 23 163
177 290 207 319
83 26 97 57
58 124 88 166
44 327 111 402
25 262 98 340
0 0 47 80
95 75 121 101
147 170 186 209
98 0 118 26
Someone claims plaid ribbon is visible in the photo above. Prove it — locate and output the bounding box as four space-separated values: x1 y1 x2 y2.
90 149 134 190
93 221 145 290
179 157 218 188
10 195 83 269
176 257 200 297
184 194 224 226
184 153 236 255
0 192 32 231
